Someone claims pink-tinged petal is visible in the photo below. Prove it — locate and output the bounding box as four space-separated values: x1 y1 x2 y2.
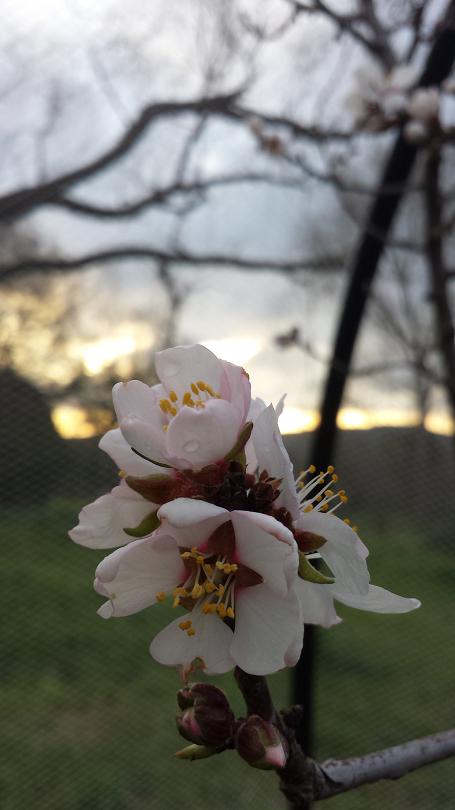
232 512 298 597
112 380 158 424
231 584 302 675
150 608 235 674
99 428 165 476
245 397 267 472
295 511 370 596
330 584 421 614
94 535 184 617
252 405 300 520
157 498 228 547
155 344 223 399
295 579 341 628
69 483 152 549
120 416 169 466
219 360 251 420
165 399 241 468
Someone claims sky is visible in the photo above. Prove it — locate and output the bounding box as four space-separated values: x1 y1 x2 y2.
2 0 454 437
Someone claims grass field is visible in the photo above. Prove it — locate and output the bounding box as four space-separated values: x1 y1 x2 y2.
2 499 454 809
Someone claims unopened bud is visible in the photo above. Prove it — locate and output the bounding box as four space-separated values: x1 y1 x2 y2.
176 683 235 747
236 715 288 770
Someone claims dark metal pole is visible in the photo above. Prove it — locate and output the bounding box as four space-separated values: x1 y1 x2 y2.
292 7 455 806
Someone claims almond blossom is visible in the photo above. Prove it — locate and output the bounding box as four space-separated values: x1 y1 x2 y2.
70 347 419 678
113 343 251 470
249 404 420 626
94 499 301 676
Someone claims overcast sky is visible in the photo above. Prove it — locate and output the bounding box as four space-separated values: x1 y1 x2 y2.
2 0 453 433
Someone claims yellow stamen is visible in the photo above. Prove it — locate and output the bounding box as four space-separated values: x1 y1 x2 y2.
173 587 189 597
226 607 235 619
180 551 191 559
331 473 338 482
169 406 177 416
204 581 217 593
303 504 314 513
179 620 192 631
169 390 178 402
118 469 127 478
187 628 196 637
155 591 167 602
190 383 199 395
309 464 316 474
352 525 358 533
191 584 204 599
217 603 227 618
343 518 351 525
196 380 206 391
182 392 195 407
196 555 205 564
203 564 213 577
159 398 171 413
327 465 335 474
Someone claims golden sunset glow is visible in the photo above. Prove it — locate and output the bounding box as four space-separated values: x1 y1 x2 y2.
52 402 454 441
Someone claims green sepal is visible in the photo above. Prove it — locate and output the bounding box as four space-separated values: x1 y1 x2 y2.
298 552 334 585
124 511 160 537
224 421 253 464
174 743 220 760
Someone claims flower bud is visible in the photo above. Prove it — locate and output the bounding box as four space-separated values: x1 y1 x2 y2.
235 715 288 770
176 683 235 747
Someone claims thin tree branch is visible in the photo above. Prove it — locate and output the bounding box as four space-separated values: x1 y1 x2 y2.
289 0 395 68
0 94 358 224
283 728 455 803
0 246 342 283
49 173 310 219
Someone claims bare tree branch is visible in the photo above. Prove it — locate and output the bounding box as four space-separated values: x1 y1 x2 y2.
0 93 360 224
289 0 395 68
48 173 310 219
0 246 342 283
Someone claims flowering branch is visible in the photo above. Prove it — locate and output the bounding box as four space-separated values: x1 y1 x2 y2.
234 668 455 803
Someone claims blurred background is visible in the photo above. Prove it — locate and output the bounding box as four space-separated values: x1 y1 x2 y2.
1 1 455 808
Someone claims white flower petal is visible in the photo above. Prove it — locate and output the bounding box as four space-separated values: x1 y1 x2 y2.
231 512 298 597
157 498 228 547
165 399 241 468
155 344 223 399
120 416 169 467
231 583 302 675
219 359 251 421
95 535 184 617
296 511 370 595
330 584 421 614
112 380 158 424
245 397 267 472
150 608 235 674
252 404 300 520
295 579 341 628
99 428 164 476
69 482 152 549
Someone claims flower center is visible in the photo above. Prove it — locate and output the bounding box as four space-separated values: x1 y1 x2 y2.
154 521 262 638
159 380 221 431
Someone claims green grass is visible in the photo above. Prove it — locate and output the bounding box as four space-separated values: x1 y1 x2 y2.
1 501 454 808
